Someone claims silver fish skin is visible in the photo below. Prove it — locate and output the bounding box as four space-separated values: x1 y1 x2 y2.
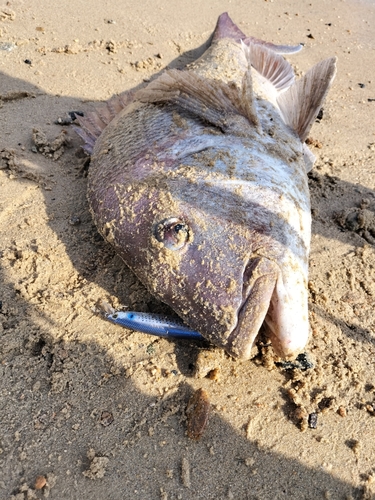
76 13 336 359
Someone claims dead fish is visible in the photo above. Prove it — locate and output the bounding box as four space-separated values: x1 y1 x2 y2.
75 13 336 359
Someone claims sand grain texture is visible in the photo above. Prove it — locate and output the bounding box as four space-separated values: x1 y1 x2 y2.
1 1 375 499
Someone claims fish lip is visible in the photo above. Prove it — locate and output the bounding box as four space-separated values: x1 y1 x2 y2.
225 297 258 359
224 258 276 359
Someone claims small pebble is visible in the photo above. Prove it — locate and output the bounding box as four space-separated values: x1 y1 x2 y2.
68 110 84 120
308 412 318 429
348 439 361 455
186 388 210 440
206 367 220 381
337 406 347 417
365 404 375 415
24 59 32 65
55 116 73 125
100 411 114 426
69 215 81 226
181 457 190 488
55 111 84 126
0 41 16 51
316 108 324 121
277 352 314 371
34 475 47 490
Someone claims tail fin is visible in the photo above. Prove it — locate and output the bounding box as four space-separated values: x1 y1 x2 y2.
212 12 247 43
213 12 302 54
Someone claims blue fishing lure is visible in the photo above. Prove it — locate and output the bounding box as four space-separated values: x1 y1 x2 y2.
107 311 204 340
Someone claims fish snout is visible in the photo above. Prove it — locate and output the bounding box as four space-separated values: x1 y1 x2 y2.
222 257 309 360
264 272 310 359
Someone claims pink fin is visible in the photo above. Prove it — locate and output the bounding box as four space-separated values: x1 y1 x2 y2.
136 69 259 132
212 12 246 42
213 12 302 54
74 91 135 154
72 125 96 154
303 143 316 172
277 57 337 142
243 42 295 92
243 37 302 55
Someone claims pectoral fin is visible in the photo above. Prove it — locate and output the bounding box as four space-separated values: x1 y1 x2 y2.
303 143 316 172
277 57 337 142
243 42 296 93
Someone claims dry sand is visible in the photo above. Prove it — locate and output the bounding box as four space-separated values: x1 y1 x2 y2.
1 0 375 498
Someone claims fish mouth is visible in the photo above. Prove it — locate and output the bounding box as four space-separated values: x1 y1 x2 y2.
224 257 278 359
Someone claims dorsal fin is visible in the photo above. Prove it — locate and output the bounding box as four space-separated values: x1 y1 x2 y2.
243 42 296 93
73 91 134 154
277 57 337 142
135 69 260 132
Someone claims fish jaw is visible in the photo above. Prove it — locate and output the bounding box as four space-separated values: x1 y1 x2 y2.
264 270 310 358
223 257 279 359
220 255 309 360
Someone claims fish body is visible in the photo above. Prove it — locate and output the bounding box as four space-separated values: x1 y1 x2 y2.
77 13 336 359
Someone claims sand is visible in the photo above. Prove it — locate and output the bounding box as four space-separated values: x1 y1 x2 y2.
1 0 375 498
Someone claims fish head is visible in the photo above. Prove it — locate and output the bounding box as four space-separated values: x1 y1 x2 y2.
89 153 309 360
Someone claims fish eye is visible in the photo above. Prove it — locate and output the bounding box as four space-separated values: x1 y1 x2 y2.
174 224 184 233
155 217 190 250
